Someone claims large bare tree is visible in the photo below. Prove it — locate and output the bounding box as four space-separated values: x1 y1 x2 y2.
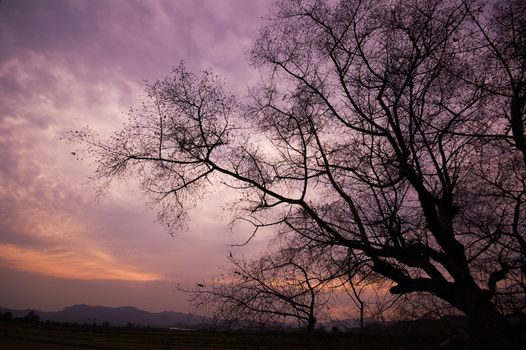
71 0 525 346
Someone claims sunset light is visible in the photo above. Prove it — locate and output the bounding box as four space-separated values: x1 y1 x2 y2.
1 1 525 349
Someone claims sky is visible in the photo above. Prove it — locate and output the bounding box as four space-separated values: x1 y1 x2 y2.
0 0 274 313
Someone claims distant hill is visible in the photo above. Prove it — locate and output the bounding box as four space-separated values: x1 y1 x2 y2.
0 304 208 328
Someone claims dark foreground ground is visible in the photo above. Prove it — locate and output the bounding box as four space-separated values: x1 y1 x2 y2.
0 322 445 350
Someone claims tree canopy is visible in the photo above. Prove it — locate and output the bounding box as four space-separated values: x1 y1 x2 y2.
71 0 526 346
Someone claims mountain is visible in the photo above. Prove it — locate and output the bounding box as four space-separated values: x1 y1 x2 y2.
0 304 208 328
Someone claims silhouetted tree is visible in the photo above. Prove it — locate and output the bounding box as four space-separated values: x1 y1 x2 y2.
0 311 12 322
185 248 332 334
22 310 40 324
70 0 526 346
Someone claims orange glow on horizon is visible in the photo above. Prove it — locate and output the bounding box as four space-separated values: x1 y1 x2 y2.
0 243 161 281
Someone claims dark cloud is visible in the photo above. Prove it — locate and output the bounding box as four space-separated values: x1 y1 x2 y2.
0 0 270 86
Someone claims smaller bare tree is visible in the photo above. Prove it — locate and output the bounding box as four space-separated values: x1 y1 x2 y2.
184 248 333 334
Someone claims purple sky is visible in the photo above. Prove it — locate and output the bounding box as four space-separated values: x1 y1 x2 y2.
0 0 273 312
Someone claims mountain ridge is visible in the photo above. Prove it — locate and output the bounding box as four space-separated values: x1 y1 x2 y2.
0 304 208 328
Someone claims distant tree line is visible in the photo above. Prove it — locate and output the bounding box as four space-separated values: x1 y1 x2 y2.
0 311 151 330
0 310 39 324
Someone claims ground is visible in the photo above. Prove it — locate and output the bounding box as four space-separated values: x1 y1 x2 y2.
0 322 441 350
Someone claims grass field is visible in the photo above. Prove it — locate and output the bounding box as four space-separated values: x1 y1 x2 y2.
0 322 439 350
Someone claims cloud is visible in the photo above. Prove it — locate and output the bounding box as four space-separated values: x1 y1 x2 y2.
0 0 273 310
0 243 161 281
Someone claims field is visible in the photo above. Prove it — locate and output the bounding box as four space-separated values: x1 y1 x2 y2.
0 322 439 350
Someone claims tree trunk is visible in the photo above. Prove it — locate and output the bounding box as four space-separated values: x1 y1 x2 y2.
304 316 317 350
359 301 364 329
307 315 316 335
448 283 516 349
